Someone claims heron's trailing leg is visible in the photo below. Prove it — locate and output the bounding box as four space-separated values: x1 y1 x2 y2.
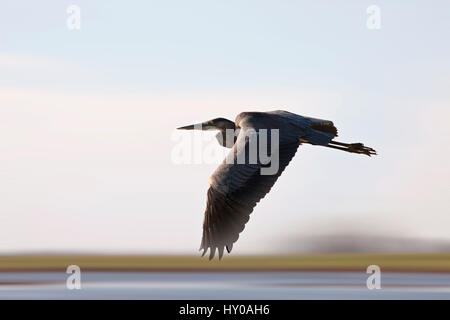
327 140 377 156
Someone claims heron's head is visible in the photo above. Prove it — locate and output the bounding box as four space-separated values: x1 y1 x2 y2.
177 118 235 131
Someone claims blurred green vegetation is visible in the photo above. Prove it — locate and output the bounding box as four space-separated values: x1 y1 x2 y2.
1 253 450 272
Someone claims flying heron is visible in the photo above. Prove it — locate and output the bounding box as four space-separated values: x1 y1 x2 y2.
178 110 376 259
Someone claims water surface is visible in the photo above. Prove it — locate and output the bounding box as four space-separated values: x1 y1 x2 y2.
1 271 450 299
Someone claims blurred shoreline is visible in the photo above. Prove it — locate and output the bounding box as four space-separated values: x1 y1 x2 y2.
1 253 450 273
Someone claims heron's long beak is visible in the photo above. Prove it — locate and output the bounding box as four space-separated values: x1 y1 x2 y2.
177 124 197 130
177 122 214 130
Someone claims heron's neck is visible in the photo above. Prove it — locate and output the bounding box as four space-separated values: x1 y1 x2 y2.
216 127 238 148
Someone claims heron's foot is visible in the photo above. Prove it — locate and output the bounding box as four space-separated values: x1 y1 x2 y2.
328 140 377 156
348 143 377 156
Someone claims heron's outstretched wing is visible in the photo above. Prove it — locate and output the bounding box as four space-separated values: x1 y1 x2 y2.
200 122 301 259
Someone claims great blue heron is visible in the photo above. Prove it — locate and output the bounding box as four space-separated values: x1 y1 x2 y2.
177 110 376 259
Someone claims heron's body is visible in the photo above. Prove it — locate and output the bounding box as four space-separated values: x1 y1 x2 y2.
178 110 376 259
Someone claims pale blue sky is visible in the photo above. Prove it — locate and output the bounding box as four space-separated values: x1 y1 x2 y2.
1 1 449 254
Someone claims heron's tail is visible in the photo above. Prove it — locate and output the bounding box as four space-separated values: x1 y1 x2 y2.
327 140 377 156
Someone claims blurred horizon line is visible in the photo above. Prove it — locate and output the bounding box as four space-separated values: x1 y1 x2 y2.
1 253 450 273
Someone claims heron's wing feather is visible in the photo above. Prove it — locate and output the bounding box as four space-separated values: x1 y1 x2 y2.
200 125 300 259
